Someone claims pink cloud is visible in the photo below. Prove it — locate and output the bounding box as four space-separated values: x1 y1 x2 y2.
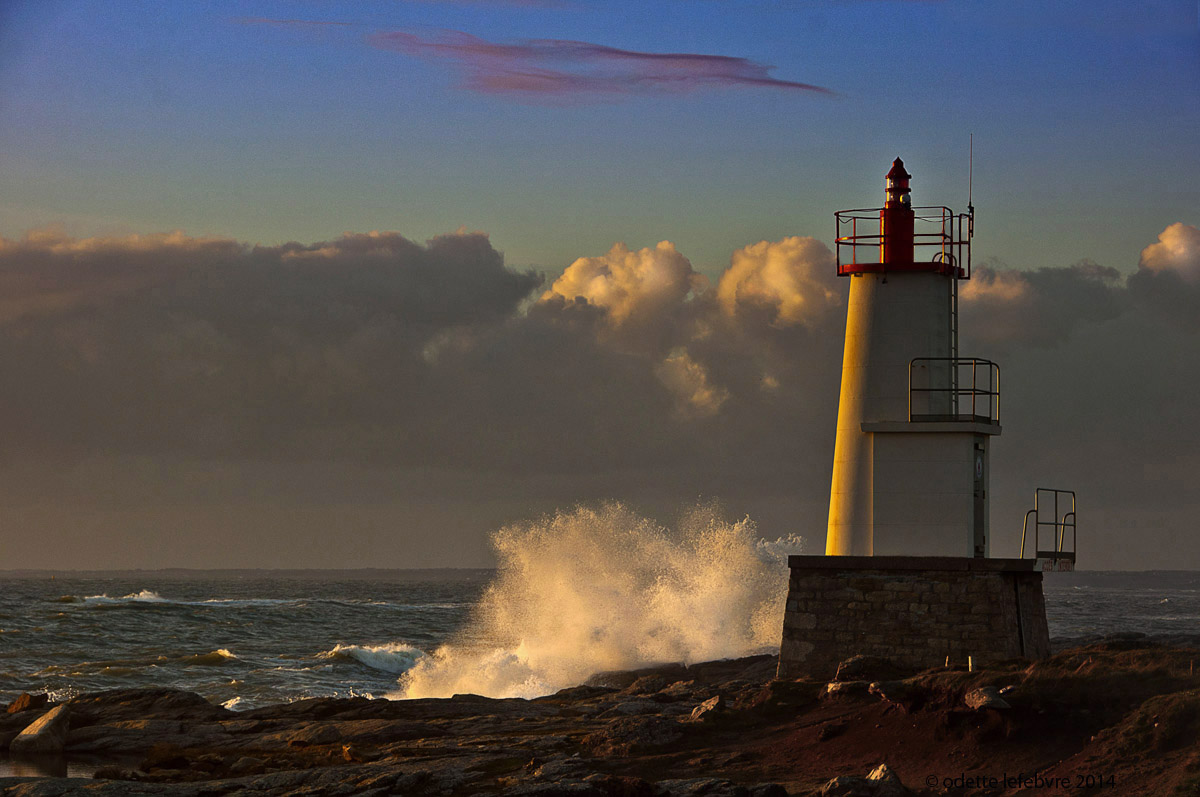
368 29 831 99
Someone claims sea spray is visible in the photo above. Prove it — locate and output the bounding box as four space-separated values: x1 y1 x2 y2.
394 502 805 699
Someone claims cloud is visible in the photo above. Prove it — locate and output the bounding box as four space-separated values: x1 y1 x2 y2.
1138 222 1200 282
0 227 246 323
959 260 1126 348
540 241 702 328
0 227 542 461
1127 222 1200 329
5 221 1200 569
656 349 729 418
716 236 840 329
367 29 831 100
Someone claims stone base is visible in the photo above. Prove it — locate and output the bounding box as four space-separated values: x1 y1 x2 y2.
777 556 1050 680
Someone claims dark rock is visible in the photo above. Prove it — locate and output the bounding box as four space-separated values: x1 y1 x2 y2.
10 704 70 754
229 755 265 776
834 656 906 683
865 763 908 796
622 675 668 695
688 695 725 722
66 718 231 753
541 685 619 702
69 688 228 724
818 722 848 742
868 681 923 711
237 695 374 721
92 765 145 780
656 777 785 796
6 693 49 714
286 721 343 747
0 711 33 750
532 754 592 780
964 686 1011 710
824 680 871 698
820 776 875 796
581 773 657 797
747 786 789 797
599 699 664 718
341 743 381 763
503 784 606 797
819 764 910 797
656 778 747 796
739 680 821 714
586 664 690 690
660 680 698 700
139 743 193 772
583 716 683 756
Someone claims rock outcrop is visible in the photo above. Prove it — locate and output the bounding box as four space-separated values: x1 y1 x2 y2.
9 705 71 755
1 642 1198 796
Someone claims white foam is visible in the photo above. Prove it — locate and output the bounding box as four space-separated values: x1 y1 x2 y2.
394 502 804 700
124 589 166 602
82 589 167 605
221 696 243 710
321 642 425 674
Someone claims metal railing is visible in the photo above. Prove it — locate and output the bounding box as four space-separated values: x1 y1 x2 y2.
908 357 999 423
1020 488 1076 563
834 206 973 278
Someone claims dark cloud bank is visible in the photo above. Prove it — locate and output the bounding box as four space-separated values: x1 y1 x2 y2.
0 222 1197 569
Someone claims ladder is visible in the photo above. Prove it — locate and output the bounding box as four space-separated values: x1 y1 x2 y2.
949 275 959 415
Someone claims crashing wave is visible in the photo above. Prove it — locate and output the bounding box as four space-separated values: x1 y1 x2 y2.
394 501 804 700
320 643 424 674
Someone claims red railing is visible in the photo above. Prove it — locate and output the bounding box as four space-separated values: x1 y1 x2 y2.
834 206 973 278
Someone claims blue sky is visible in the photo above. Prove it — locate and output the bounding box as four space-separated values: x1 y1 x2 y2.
2 0 1197 278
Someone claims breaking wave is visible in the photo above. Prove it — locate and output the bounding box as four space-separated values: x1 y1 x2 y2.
394 502 803 700
184 649 237 666
74 590 167 605
320 643 424 674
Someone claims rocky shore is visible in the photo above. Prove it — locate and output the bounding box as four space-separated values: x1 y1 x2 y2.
2 635 1199 796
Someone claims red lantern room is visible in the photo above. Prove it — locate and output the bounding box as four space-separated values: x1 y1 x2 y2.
834 157 972 278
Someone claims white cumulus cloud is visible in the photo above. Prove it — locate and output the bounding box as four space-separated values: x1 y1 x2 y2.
541 241 702 326
1139 222 1200 282
715 236 839 328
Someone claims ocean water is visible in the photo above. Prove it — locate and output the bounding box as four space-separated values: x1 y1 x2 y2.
1043 569 1200 644
0 570 491 711
1 566 1197 713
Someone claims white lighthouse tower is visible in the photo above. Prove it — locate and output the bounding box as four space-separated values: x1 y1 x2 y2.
826 159 999 558
778 159 1070 680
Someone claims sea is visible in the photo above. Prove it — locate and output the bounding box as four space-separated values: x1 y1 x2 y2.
2 568 1198 714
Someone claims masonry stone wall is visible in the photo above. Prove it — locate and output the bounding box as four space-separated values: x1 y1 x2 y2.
778 556 1050 680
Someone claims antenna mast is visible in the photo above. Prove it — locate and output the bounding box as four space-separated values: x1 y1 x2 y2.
967 133 975 237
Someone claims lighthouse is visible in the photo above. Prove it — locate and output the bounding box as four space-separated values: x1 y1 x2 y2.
776 159 1069 679
825 158 998 559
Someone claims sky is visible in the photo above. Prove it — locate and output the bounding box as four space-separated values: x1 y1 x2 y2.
0 0 1197 570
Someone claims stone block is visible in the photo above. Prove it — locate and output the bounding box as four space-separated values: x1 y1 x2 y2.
779 561 1050 678
10 704 70 755
791 612 817 630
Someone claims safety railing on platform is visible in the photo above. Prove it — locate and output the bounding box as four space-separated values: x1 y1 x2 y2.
908 357 999 423
834 206 973 277
1020 488 1076 566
